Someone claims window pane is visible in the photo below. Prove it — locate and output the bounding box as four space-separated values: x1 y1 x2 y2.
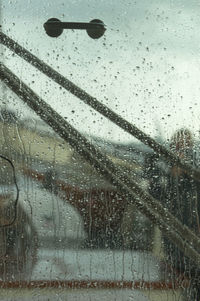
0 0 200 300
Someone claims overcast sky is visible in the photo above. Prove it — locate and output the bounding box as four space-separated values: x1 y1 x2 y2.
1 0 200 143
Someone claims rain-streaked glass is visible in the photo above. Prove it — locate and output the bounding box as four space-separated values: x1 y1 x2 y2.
0 1 200 300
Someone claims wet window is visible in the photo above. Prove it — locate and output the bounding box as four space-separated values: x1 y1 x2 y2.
0 0 200 300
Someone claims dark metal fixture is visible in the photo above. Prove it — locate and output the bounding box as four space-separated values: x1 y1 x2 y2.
43 18 106 39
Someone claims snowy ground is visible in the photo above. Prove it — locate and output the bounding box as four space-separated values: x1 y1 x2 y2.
0 248 178 301
32 249 161 282
0 247 187 301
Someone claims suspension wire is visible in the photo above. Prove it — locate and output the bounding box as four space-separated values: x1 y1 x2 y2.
0 154 19 227
0 32 199 182
1 64 200 267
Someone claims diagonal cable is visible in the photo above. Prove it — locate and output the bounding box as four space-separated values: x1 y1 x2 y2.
0 32 200 181
1 63 200 266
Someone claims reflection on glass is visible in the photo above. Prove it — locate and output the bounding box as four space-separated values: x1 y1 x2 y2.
1 0 200 300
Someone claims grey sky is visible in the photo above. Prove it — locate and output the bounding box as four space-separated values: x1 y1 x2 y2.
2 0 200 143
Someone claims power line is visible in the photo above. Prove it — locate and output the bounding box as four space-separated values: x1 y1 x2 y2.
0 31 200 182
1 63 200 267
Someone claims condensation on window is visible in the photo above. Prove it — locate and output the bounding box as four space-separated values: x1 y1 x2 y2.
0 0 200 300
